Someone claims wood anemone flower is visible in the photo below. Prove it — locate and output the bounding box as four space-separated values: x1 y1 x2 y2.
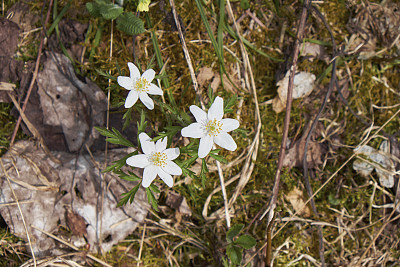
181 96 240 158
117 62 163 110
126 133 182 188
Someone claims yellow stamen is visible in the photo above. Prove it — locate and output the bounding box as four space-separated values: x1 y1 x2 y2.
134 78 150 93
149 152 167 167
205 119 222 137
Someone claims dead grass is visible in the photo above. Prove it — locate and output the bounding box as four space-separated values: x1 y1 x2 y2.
1 0 400 266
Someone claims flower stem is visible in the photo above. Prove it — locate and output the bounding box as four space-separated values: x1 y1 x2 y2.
214 147 231 228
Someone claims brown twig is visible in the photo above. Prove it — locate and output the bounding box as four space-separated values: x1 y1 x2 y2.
258 0 312 266
10 0 54 146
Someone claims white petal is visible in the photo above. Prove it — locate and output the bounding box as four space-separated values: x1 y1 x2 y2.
142 69 155 82
156 137 167 152
164 147 180 160
214 132 237 151
118 76 133 90
162 161 182 175
139 132 155 155
181 123 204 138
148 83 163 95
126 154 149 168
189 105 207 122
208 96 224 120
198 135 214 158
142 165 158 188
128 62 141 79
221 118 239 132
157 168 174 187
125 90 139 108
139 92 155 110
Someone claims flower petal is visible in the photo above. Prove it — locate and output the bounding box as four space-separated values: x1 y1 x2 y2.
148 83 163 95
139 132 155 155
181 123 204 138
157 168 174 187
164 147 180 160
126 154 149 168
118 76 134 90
142 69 155 82
156 137 167 152
198 135 214 158
125 90 139 108
142 165 158 188
190 105 207 122
208 96 224 120
221 118 239 132
139 92 155 110
162 160 182 175
214 132 237 151
128 62 141 79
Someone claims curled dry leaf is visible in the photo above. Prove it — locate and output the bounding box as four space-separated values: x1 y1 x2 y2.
273 71 316 113
285 187 312 217
353 141 396 188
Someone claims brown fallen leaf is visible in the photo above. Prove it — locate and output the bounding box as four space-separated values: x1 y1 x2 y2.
285 187 312 217
66 207 87 238
283 137 323 169
165 191 192 217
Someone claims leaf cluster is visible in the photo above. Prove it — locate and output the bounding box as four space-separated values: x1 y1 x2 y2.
223 224 256 266
86 0 145 35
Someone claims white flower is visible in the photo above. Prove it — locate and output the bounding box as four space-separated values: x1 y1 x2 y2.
181 96 239 158
126 133 182 188
117 62 163 110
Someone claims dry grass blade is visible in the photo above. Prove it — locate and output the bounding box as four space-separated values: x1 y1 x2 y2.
1 159 36 266
29 225 112 267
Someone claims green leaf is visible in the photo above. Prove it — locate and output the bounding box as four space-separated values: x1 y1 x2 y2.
240 0 250 10
146 187 159 211
234 234 256 249
102 151 137 173
86 2 102 18
209 150 228 164
100 3 123 20
119 171 140 182
227 224 244 242
95 126 135 147
226 244 242 265
117 182 141 207
116 12 145 35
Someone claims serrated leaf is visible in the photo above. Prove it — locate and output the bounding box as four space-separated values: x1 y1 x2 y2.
146 187 159 211
227 224 244 242
209 151 228 164
116 12 145 35
100 3 123 20
86 2 102 18
234 234 256 249
117 182 141 207
226 244 242 265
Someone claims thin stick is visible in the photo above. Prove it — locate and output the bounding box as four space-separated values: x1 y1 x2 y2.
169 0 231 227
168 0 205 109
1 160 36 267
30 225 113 267
137 223 146 266
244 108 400 266
10 0 54 146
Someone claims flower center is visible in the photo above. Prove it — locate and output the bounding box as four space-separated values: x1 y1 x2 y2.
134 78 150 93
149 152 167 167
205 118 222 137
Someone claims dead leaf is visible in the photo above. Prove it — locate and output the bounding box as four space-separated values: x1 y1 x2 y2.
285 187 312 217
66 207 87 238
0 140 150 255
35 53 107 152
166 191 192 217
283 138 323 169
300 42 328 63
272 71 316 113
